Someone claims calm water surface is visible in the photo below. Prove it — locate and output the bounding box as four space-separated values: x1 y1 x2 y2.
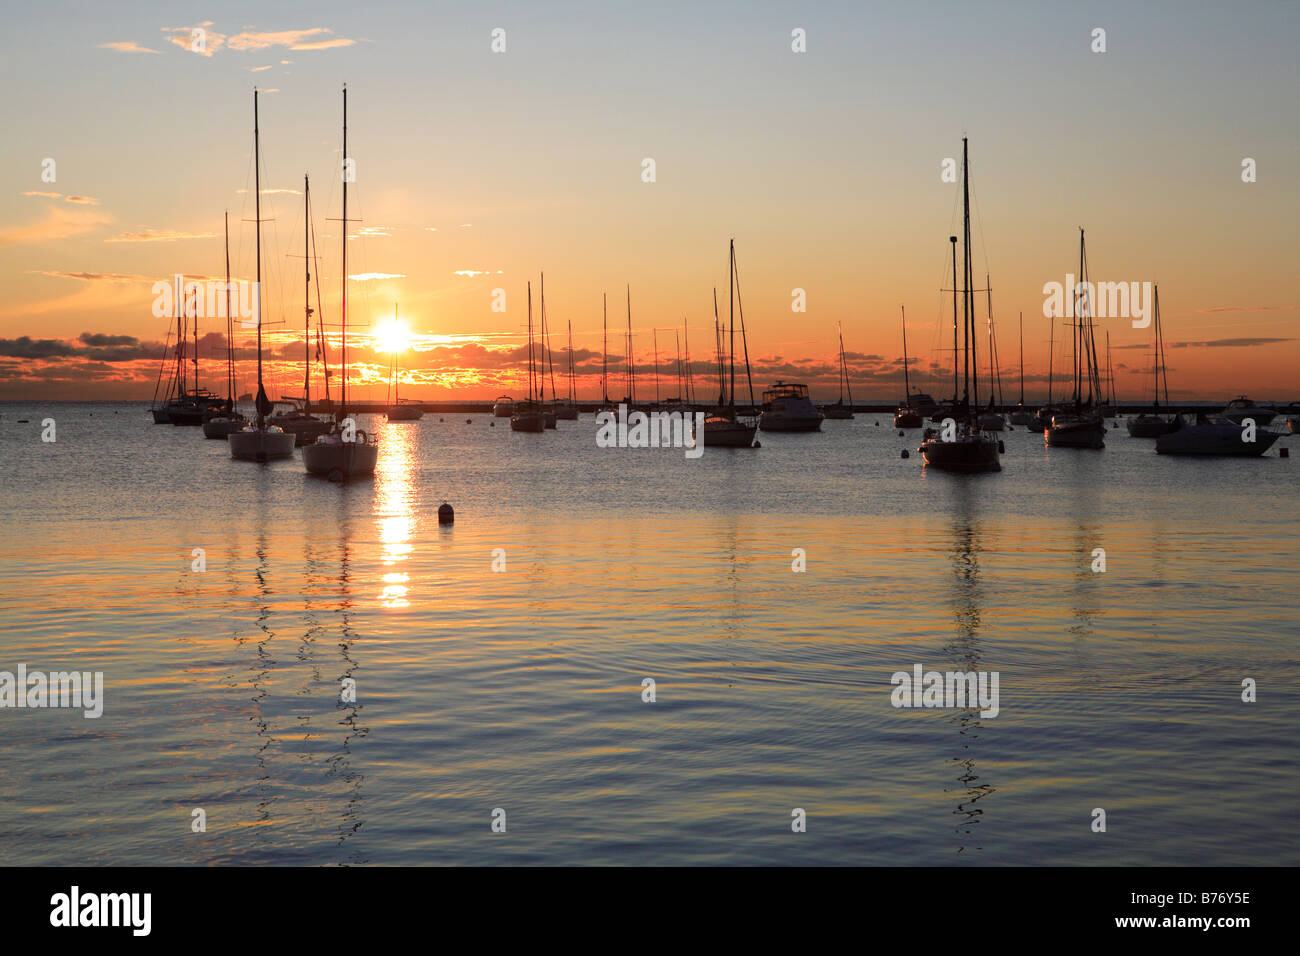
1 403 1296 865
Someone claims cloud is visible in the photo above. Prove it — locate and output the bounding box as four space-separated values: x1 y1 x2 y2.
21 191 102 205
26 270 153 284
249 65 273 72
349 273 405 281
0 206 110 246
100 41 161 54
165 25 356 57
1114 336 1295 350
1194 305 1297 314
105 229 218 243
0 336 78 359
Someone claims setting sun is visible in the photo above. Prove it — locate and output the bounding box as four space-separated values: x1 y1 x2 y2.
373 317 412 354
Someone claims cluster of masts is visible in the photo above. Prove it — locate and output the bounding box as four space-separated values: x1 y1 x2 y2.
150 128 1289 470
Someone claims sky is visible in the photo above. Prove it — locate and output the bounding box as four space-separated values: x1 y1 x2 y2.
1 0 1296 403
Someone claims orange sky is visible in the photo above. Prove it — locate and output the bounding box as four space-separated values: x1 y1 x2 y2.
2 3 1296 403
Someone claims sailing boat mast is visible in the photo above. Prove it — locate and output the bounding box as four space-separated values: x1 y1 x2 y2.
567 320 576 403
339 85 350 423
1018 311 1024 405
601 293 609 403
625 285 635 404
253 90 266 429
713 288 724 406
303 174 312 412
652 328 660 405
901 306 911 400
962 136 976 415
224 212 234 410
728 239 736 408
949 236 958 405
683 320 694 405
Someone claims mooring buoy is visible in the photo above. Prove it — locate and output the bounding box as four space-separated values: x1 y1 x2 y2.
1281 447 1290 458
438 502 454 524
901 449 910 459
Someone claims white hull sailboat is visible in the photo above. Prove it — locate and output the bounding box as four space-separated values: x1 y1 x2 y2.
203 212 249 439
821 323 854 419
303 85 378 480
229 89 295 462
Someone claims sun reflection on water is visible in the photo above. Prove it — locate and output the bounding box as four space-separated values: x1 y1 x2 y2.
374 422 417 608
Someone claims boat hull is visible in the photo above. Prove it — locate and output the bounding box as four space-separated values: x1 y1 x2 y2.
703 420 757 447
202 416 247 439
510 413 545 432
821 405 854 420
553 403 579 420
1156 424 1281 456
385 405 424 421
228 427 296 461
492 404 514 418
920 435 1001 472
1046 413 1106 448
1126 414 1177 438
150 409 171 424
893 408 923 428
977 413 1005 431
302 437 379 478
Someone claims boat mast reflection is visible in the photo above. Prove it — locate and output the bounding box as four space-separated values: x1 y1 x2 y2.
943 486 997 853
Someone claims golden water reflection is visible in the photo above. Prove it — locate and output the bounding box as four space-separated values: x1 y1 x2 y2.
374 422 418 608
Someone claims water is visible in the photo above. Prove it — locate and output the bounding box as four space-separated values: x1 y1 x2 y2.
1 403 1296 865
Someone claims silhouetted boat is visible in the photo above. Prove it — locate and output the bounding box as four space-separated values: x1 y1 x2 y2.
511 281 546 432
1127 283 1177 437
202 212 249 438
703 241 758 449
1046 229 1105 449
821 323 854 419
385 304 424 421
1219 396 1276 426
1157 414 1281 456
920 137 1000 473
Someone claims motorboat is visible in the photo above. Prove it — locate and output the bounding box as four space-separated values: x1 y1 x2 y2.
1219 397 1276 426
759 382 823 431
492 395 515 417
1156 413 1282 456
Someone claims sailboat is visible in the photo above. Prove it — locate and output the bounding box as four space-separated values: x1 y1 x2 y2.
1030 310 1059 431
270 174 336 444
893 306 924 428
385 303 424 420
702 240 759 448
203 212 250 438
1045 229 1106 449
228 89 296 462
596 293 618 415
150 273 225 425
919 137 1001 473
510 281 546 432
302 85 380 480
1130 295 1197 433
976 280 1006 431
538 274 558 427
622 286 637 411
553 318 579 419
821 323 854 419
1008 311 1035 426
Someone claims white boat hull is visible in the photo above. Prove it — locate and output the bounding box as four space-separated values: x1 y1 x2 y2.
228 427 296 461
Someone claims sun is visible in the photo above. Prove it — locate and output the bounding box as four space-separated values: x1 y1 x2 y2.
374 318 412 354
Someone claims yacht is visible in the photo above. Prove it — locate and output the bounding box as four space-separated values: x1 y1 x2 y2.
702 240 758 449
1127 284 1177 437
893 307 924 428
1045 229 1106 449
1156 414 1282 456
918 137 1000 473
759 382 823 431
1219 397 1276 426
821 323 854 419
492 395 515 417
383 305 424 421
302 86 379 480
228 89 295 463
511 281 547 432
